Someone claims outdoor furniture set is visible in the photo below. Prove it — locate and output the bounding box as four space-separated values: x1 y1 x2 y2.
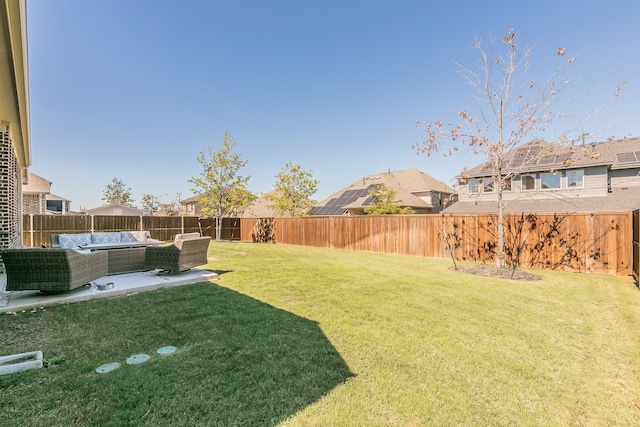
1 232 211 292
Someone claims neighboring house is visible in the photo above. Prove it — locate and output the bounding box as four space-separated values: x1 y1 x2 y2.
21 172 72 214
312 168 457 215
181 194 203 217
21 172 50 214
443 137 640 214
239 195 279 218
86 204 144 216
0 0 30 250
240 192 303 218
181 193 264 217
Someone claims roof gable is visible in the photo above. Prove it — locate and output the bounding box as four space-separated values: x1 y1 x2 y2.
22 172 51 194
86 204 143 215
313 168 455 215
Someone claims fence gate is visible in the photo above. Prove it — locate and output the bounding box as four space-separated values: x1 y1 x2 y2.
633 210 639 283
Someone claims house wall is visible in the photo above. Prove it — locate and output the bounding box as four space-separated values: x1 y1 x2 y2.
459 166 610 202
0 125 23 251
414 190 433 207
183 201 200 216
23 194 45 214
609 168 640 189
412 190 455 214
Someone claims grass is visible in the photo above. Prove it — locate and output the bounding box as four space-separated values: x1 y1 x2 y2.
2 242 640 426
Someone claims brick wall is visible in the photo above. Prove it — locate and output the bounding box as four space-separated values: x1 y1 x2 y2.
22 194 44 215
0 125 23 253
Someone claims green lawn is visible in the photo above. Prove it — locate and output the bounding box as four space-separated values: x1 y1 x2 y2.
1 242 639 426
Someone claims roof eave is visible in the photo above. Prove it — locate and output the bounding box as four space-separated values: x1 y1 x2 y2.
0 0 30 174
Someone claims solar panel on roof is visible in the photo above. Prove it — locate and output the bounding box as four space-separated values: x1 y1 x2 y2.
362 196 375 206
509 146 544 169
616 151 639 164
537 155 555 165
509 157 525 168
311 184 382 215
554 153 572 165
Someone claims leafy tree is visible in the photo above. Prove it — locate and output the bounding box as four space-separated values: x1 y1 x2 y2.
141 193 163 215
363 184 414 215
189 133 252 241
102 177 135 207
265 162 319 216
414 29 619 268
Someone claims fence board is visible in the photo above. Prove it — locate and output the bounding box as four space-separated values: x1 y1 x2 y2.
241 213 632 276
23 215 241 247
633 210 639 282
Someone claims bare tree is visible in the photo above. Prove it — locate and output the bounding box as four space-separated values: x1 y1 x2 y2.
414 29 619 268
142 193 182 216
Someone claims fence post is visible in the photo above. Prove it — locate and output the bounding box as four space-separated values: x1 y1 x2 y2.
91 215 95 233
633 210 639 283
181 216 185 234
29 214 33 248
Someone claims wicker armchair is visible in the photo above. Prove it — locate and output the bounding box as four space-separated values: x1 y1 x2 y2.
1 249 108 292
144 236 211 274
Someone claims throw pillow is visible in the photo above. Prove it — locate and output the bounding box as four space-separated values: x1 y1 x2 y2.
59 233 92 249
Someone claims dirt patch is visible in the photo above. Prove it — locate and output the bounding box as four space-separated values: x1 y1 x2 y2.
455 264 542 281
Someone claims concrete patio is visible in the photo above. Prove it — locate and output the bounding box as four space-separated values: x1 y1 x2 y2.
0 268 218 313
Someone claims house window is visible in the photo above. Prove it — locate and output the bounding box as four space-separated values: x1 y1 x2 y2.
567 169 584 188
468 179 479 194
484 177 511 192
521 174 536 190
483 178 494 193
540 172 561 190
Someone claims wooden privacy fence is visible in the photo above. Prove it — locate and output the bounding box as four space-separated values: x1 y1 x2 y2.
633 210 639 282
241 212 633 276
23 215 241 247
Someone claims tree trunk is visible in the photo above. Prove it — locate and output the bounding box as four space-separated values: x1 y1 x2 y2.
216 207 222 242
496 179 505 268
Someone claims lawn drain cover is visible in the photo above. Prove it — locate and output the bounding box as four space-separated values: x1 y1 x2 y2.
126 354 150 365
157 346 176 355
96 362 121 374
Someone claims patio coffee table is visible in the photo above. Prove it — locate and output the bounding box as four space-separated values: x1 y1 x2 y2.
82 242 162 275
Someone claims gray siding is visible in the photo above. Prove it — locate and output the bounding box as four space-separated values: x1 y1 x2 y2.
610 168 640 189
459 165 609 202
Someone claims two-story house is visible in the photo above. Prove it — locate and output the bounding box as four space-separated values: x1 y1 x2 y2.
312 168 457 215
443 137 640 214
22 172 72 214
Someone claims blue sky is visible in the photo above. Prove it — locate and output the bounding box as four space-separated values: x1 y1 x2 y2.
27 0 640 211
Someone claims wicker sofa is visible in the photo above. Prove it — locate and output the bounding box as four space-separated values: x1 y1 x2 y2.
50 231 161 250
1 248 108 292
144 234 211 274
